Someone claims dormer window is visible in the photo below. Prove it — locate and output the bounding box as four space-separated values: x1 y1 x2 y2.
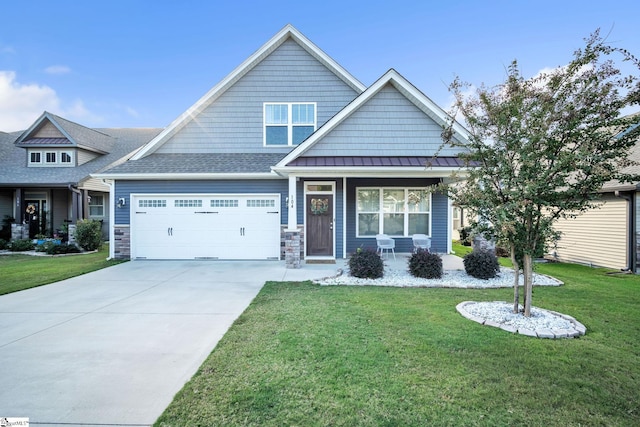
264 102 316 146
28 149 74 167
30 152 42 164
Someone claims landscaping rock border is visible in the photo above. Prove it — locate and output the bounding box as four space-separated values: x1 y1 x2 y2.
456 301 587 339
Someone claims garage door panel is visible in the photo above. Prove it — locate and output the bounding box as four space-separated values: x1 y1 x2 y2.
132 195 280 260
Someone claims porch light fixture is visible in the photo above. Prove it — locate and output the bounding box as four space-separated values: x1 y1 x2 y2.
117 197 126 208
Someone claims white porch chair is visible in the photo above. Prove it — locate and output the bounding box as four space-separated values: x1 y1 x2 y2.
412 234 431 252
376 234 396 260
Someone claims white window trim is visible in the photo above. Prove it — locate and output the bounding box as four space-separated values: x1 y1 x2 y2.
28 149 74 167
263 102 317 147
89 194 105 217
356 187 432 238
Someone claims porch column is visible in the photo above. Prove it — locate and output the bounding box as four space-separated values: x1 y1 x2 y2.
285 175 301 268
287 175 297 230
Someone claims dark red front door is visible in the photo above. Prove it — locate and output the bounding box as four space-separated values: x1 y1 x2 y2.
306 194 333 256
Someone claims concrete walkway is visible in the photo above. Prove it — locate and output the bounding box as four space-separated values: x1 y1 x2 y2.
0 254 463 426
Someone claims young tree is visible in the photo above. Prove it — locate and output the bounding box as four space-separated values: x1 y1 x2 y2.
442 30 640 316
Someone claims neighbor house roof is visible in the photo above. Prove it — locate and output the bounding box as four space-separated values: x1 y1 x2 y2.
0 124 162 187
131 24 366 160
14 112 115 154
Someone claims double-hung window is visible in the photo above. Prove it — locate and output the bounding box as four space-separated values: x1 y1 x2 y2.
264 102 316 146
89 195 104 217
356 188 431 237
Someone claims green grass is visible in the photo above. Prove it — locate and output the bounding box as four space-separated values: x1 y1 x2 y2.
0 244 124 295
156 262 640 426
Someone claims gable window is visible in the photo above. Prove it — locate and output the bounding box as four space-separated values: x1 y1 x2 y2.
29 152 42 164
356 188 431 237
89 194 104 217
264 102 316 146
61 152 72 164
28 149 74 166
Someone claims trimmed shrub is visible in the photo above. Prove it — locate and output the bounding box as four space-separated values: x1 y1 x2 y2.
0 239 8 250
458 226 472 246
36 240 57 253
74 219 103 251
9 239 34 252
47 243 81 255
408 249 442 279
348 248 384 279
463 249 500 279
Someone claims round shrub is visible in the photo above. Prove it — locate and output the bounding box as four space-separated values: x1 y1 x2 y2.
463 249 500 279
408 249 442 279
48 243 81 255
348 248 384 279
74 219 103 251
0 239 8 250
9 239 35 252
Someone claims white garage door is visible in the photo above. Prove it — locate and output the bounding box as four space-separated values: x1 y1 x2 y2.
131 194 281 260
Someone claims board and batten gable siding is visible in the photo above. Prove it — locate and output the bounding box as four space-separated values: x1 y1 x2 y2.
303 84 461 157
552 194 628 269
156 39 359 154
345 178 446 254
114 180 288 225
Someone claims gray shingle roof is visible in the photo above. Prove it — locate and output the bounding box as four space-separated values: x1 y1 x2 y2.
101 153 287 175
0 127 162 186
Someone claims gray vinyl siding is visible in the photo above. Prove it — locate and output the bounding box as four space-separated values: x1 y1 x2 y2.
114 179 288 225
345 178 446 255
304 84 462 157
50 189 69 233
157 39 359 154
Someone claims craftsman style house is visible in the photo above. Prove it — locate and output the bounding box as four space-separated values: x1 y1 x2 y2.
95 25 470 264
0 113 160 240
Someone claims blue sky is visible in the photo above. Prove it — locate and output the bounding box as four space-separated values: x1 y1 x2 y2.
1 0 638 132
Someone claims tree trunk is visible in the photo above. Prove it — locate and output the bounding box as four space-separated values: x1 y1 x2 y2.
511 245 520 313
523 253 533 317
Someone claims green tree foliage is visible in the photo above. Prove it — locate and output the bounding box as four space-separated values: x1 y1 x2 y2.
442 30 640 316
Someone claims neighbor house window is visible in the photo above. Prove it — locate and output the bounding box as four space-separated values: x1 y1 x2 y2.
89 195 104 216
29 152 42 164
60 152 73 164
356 188 431 237
264 102 316 146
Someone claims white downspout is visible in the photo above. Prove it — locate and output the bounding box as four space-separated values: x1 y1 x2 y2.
447 195 453 254
103 179 115 260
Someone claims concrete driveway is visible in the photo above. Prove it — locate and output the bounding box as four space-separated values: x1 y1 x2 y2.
0 260 337 426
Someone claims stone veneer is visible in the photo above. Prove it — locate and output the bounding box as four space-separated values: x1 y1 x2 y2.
113 225 130 259
282 225 304 269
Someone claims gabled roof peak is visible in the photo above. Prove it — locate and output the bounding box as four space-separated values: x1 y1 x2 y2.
14 111 113 154
132 24 366 160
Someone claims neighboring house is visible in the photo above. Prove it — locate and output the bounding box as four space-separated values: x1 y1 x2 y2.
551 119 640 272
94 24 471 264
0 112 161 240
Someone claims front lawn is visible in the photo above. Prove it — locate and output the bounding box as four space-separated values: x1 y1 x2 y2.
156 262 640 426
0 245 124 295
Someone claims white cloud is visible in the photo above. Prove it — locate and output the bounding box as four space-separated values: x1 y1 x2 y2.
44 65 71 75
0 71 101 132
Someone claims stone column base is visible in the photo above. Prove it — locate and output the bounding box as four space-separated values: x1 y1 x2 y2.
284 230 301 269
